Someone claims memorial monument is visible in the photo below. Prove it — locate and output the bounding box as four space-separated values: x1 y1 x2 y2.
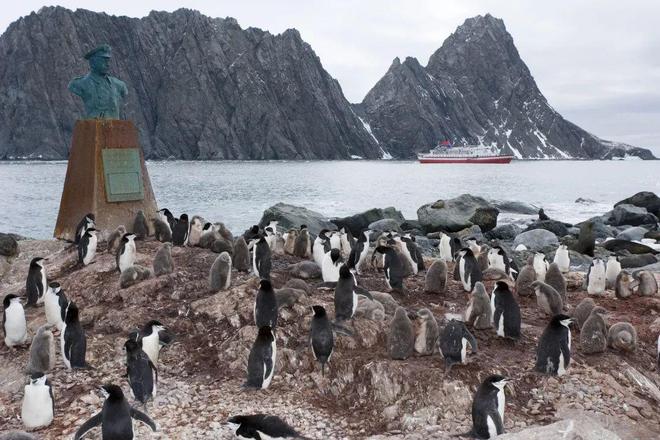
54 44 158 240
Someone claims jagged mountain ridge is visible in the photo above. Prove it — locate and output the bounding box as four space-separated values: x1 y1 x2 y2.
359 14 655 160
0 9 653 160
0 7 382 160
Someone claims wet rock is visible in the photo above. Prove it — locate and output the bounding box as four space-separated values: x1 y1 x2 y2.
615 191 660 218
0 232 18 257
524 220 569 238
369 218 402 233
485 224 521 241
491 200 538 215
513 229 558 252
577 217 614 240
616 226 649 242
332 208 405 236
370 291 400 315
259 203 335 235
605 204 658 227
417 194 498 233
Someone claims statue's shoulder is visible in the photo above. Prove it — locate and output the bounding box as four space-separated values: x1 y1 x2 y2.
68 74 91 93
109 76 128 96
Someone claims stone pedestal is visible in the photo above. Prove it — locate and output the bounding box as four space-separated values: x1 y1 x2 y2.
54 120 158 240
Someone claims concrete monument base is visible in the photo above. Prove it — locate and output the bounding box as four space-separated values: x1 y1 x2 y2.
54 119 158 241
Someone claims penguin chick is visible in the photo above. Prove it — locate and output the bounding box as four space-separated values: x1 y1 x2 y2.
553 244 570 273
614 270 634 299
531 281 563 316
465 282 492 330
515 264 536 297
209 252 232 291
27 324 56 374
232 236 251 272
388 307 414 360
580 306 608 354
119 265 152 289
605 256 621 289
151 218 172 243
107 225 126 254
132 210 149 240
607 322 637 352
424 260 447 294
544 262 567 306
152 243 174 276
572 297 596 330
3 294 28 347
634 271 658 297
414 308 439 356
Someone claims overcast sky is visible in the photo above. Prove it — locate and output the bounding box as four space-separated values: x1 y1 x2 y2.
3 1 660 154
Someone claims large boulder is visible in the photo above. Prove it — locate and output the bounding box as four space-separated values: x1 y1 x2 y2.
616 226 649 241
615 191 660 217
490 199 539 215
368 218 402 233
603 239 658 255
513 229 558 251
605 204 658 227
485 224 522 241
0 233 18 257
332 207 404 236
524 220 569 238
577 217 615 240
259 203 335 235
417 194 499 233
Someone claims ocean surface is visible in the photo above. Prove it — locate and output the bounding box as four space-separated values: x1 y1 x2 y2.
0 160 658 239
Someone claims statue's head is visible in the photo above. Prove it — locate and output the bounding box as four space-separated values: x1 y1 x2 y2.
84 44 112 76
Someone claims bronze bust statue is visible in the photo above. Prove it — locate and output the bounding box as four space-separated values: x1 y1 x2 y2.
68 44 127 119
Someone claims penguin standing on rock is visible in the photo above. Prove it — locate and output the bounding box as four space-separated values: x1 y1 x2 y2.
310 305 333 376
132 210 149 240
487 246 517 280
151 218 172 243
172 213 189 246
74 213 95 244
130 321 173 366
293 225 311 258
44 282 67 331
586 258 607 295
152 243 174 276
244 326 277 389
492 281 521 340
158 208 177 231
388 307 415 360
125 338 157 403
376 242 404 293
227 414 301 440
321 248 343 282
424 260 447 294
553 244 570 273
439 319 477 371
116 233 137 273
73 384 157 440
533 253 548 281
27 324 56 374
468 375 509 439
334 264 373 322
209 252 232 291
515 264 536 297
255 280 278 330
61 302 87 369
572 297 596 329
535 314 573 376
233 237 251 272
25 257 47 307
614 270 634 299
187 216 204 246
252 236 272 280
458 248 482 292
3 294 28 347
438 233 453 262
21 373 54 430
78 228 98 266
544 263 567 306
348 229 371 274
634 271 658 296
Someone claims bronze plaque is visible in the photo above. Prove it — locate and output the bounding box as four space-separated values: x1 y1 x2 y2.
102 148 144 202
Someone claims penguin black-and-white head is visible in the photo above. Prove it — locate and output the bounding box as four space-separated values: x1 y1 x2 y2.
299 224 308 231
494 280 511 292
100 383 124 401
179 213 189 222
124 337 142 353
3 293 22 309
339 264 352 279
202 222 214 232
64 302 80 324
29 372 48 386
311 305 327 318
121 233 137 243
318 229 330 241
551 314 574 329
30 257 45 268
484 374 509 391
48 282 61 294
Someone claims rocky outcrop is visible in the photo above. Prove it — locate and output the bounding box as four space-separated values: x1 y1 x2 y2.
417 194 498 233
0 7 381 160
513 229 559 251
258 203 335 235
615 192 660 218
332 208 404 237
359 14 656 160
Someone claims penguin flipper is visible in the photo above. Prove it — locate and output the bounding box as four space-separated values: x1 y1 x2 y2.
464 328 478 354
74 412 102 439
354 286 374 301
131 406 157 431
316 281 337 289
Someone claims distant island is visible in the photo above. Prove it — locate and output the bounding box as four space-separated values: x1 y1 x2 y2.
0 7 655 160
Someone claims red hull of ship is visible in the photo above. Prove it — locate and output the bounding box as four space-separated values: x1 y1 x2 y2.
419 156 513 164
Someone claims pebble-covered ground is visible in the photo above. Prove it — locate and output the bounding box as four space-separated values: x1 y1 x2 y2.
1 237 660 439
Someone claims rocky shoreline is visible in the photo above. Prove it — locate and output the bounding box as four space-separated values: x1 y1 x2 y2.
1 192 660 439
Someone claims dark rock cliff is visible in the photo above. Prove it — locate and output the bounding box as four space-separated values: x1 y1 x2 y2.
0 7 382 160
360 14 655 160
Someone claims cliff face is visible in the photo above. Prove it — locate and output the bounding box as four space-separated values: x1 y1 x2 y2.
360 14 655 159
0 7 382 160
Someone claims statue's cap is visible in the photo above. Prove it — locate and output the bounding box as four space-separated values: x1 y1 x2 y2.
84 44 112 60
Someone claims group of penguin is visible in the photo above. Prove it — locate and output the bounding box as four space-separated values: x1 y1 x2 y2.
4 207 660 440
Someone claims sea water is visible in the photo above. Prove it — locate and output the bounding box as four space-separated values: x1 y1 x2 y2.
0 160 658 239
